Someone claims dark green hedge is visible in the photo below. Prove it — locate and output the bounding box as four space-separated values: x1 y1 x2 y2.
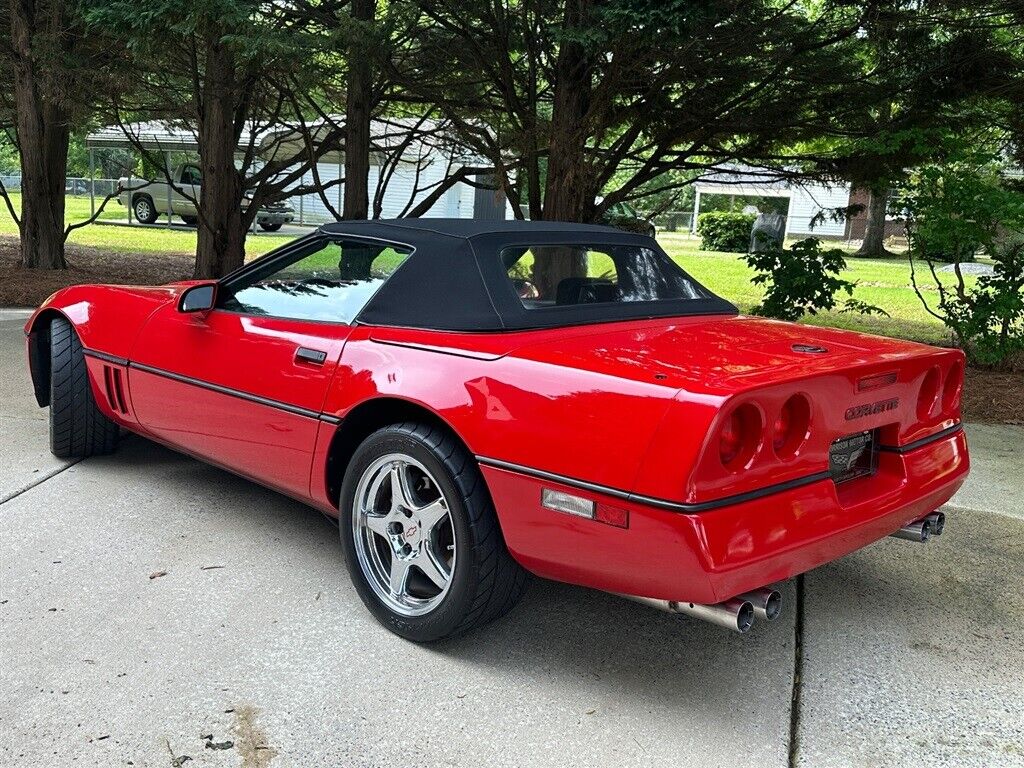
697 211 756 252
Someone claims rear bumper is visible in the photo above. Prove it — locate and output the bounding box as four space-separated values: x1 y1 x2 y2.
483 428 969 604
257 211 294 224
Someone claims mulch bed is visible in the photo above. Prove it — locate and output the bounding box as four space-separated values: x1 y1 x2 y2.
2 235 1020 425
0 236 191 307
963 369 1023 427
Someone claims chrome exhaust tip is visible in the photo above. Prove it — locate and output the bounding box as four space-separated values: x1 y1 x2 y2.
925 511 945 536
618 594 755 633
891 519 931 543
738 587 782 621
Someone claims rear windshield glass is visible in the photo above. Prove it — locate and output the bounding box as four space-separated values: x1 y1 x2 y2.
501 244 706 308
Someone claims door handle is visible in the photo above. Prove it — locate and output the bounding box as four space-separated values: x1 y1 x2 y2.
295 347 328 365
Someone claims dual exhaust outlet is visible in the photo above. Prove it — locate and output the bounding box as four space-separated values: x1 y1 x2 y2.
619 510 947 633
619 586 781 634
890 511 945 543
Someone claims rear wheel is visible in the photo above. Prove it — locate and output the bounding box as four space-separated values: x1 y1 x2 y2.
48 317 119 458
339 422 528 641
258 220 283 232
133 195 158 224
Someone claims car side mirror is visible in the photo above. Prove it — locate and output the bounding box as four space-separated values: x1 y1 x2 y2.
178 282 217 313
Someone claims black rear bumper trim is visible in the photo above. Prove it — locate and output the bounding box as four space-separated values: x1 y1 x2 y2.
476 455 832 514
877 424 963 454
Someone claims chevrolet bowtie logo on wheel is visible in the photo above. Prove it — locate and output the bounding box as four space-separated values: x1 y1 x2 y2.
845 398 901 420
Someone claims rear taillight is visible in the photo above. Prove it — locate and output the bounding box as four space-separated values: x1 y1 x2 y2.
773 394 811 459
719 403 761 470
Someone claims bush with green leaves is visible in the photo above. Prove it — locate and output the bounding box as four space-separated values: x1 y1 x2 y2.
697 211 756 253
911 239 1024 369
902 161 1024 263
744 238 886 322
903 161 1024 369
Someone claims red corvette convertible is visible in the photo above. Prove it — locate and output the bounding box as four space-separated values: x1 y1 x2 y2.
24 220 969 640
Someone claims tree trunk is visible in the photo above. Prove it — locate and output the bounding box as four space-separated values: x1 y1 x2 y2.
541 0 593 224
10 0 71 270
853 186 895 259
533 0 593 292
342 0 376 221
195 40 247 279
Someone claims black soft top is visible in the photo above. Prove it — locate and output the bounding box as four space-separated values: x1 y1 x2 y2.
315 219 737 331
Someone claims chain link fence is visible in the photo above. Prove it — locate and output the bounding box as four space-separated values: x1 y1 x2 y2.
650 211 694 232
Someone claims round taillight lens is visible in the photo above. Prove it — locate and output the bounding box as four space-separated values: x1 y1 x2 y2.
917 367 941 420
943 361 963 413
720 412 743 465
773 394 811 459
719 403 761 470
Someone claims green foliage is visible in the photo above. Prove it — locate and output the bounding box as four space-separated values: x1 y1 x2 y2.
744 238 887 322
904 162 1024 368
901 160 1024 263
0 142 18 175
928 242 1024 368
697 211 755 253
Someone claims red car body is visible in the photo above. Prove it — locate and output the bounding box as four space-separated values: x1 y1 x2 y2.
24 221 969 609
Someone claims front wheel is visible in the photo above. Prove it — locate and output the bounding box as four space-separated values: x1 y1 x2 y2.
48 317 119 458
339 422 527 641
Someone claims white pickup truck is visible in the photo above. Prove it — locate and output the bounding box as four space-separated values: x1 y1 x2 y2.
117 163 295 231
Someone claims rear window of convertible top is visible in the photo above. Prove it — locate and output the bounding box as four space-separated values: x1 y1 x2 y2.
501 244 705 309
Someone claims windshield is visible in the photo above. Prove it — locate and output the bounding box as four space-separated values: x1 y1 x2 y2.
502 244 706 309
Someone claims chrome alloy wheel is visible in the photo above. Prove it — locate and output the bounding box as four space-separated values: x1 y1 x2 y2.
351 453 456 617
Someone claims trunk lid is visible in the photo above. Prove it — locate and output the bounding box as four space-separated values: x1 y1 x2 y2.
509 314 944 396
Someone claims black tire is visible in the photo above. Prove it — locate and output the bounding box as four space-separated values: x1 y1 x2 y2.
258 221 283 232
48 317 119 459
132 194 158 224
339 422 528 642
180 215 198 227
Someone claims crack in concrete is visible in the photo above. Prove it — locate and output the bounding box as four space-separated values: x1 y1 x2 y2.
0 459 82 507
787 573 806 768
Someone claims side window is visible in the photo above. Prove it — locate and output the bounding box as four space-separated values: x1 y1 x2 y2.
220 239 411 323
181 165 202 185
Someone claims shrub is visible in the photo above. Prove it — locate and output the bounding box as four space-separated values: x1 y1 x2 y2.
903 160 1024 369
697 211 756 252
911 238 1024 369
744 238 887 322
901 161 1024 263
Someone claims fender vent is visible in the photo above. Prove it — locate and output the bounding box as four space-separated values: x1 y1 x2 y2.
102 365 128 415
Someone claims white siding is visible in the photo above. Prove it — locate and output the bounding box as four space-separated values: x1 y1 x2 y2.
283 159 479 224
786 183 850 237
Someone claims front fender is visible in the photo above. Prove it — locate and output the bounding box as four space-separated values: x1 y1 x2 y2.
24 284 182 407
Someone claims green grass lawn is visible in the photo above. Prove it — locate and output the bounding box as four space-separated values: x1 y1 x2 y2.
659 232 966 344
0 191 292 260
0 192 962 344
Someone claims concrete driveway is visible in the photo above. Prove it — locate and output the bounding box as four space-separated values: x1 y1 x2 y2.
1 307 1022 768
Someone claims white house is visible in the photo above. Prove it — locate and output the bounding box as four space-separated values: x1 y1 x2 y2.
85 118 509 224
692 168 852 238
